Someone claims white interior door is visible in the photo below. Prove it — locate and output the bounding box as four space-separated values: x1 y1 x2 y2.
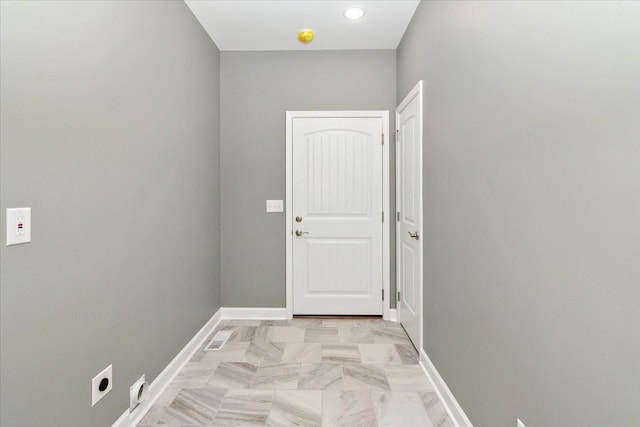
292 117 383 315
396 82 423 348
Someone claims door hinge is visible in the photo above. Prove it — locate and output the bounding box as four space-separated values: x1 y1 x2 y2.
382 211 384 223
396 211 400 222
397 291 401 302
382 289 385 301
381 133 384 145
395 129 400 143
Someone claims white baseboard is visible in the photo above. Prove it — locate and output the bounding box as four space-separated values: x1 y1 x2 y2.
419 348 473 427
220 307 289 319
112 308 223 427
384 308 397 322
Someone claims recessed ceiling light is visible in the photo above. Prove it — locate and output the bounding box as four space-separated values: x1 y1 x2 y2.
344 7 365 20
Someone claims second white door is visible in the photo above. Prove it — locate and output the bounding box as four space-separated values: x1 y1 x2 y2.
396 82 423 349
292 116 383 315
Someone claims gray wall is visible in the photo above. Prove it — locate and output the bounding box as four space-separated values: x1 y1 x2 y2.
0 2 221 426
220 50 396 308
397 1 640 426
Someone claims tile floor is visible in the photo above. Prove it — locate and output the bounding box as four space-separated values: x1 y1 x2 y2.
139 318 454 427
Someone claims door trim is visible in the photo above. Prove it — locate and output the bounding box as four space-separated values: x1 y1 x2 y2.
395 81 424 350
285 111 391 319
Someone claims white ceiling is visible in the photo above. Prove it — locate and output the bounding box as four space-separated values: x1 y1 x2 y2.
184 0 420 51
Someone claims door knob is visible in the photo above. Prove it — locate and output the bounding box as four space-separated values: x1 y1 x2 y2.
295 230 309 237
408 231 420 240
295 216 303 223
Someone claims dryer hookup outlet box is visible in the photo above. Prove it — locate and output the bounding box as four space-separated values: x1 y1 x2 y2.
91 364 112 406
129 375 148 412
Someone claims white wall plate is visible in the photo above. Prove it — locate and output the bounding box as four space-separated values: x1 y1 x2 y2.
6 207 31 246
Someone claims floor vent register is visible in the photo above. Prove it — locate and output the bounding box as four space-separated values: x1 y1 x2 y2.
204 330 233 351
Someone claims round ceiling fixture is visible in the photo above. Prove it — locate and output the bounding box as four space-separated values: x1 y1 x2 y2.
297 29 314 44
344 7 365 20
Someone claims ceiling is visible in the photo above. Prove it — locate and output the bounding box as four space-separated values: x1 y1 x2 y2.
184 0 420 51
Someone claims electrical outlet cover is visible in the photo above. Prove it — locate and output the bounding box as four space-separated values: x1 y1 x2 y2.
6 207 31 246
91 364 112 406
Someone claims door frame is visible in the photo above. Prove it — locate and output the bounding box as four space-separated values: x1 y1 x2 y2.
285 111 391 319
395 81 424 350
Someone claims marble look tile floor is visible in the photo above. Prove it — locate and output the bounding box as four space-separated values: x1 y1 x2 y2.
138 318 454 427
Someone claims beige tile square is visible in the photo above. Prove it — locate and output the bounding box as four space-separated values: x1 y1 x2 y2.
343 363 390 391
168 362 219 389
252 363 300 389
281 343 322 363
338 326 375 343
321 344 360 363
267 390 322 426
305 327 339 343
384 365 433 392
208 362 257 389
298 363 343 390
269 326 305 342
358 344 402 364
213 390 273 426
323 390 377 427
371 391 432 426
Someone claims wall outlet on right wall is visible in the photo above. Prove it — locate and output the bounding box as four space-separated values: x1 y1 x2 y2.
517 418 526 427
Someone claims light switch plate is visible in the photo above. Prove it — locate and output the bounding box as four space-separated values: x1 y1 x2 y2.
266 199 284 213
6 208 31 246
